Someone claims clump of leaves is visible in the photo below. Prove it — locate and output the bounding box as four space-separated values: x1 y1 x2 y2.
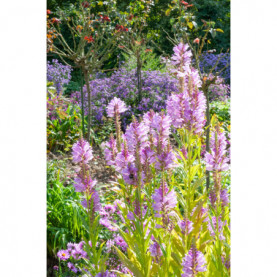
47 160 88 258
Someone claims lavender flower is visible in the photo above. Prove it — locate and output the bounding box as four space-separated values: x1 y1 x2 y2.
145 111 172 152
208 216 226 240
149 241 163 257
166 78 206 133
102 135 118 166
47 59 72 94
155 148 177 171
81 190 101 212
152 183 177 215
171 43 192 70
67 262 78 273
72 139 93 164
210 188 229 209
104 204 116 214
125 119 149 153
114 235 128 251
181 247 207 277
106 97 128 118
115 144 135 172
220 188 230 207
73 177 97 193
205 127 229 172
57 249 70 261
53 265 59 271
179 219 193 235
140 146 156 165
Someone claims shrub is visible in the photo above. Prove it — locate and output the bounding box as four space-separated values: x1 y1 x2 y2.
47 85 82 152
71 68 178 130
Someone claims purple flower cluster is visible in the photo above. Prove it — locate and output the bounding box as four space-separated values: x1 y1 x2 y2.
47 59 72 94
165 43 207 134
106 97 128 118
171 43 192 73
210 188 229 208
102 109 177 188
166 80 206 133
199 52 230 84
181 246 207 277
72 139 101 212
205 127 229 172
99 203 119 232
114 235 128 251
71 68 178 129
179 219 193 235
72 139 93 164
208 75 230 102
207 216 226 240
152 183 177 216
149 241 163 257
56 241 88 272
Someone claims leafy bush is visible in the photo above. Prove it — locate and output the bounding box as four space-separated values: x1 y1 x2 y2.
120 48 166 72
210 100 230 125
47 86 82 152
47 160 87 259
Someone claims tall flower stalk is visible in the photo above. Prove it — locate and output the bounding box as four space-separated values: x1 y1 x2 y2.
107 97 128 152
205 124 229 208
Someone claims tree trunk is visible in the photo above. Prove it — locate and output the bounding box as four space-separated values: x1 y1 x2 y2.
137 50 142 104
80 69 85 137
84 69 91 143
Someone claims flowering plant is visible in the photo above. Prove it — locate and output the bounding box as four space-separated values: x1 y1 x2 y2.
54 42 230 276
47 59 72 94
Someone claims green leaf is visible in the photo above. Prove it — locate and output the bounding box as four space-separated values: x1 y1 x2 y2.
114 247 144 277
187 22 193 29
165 9 171 16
